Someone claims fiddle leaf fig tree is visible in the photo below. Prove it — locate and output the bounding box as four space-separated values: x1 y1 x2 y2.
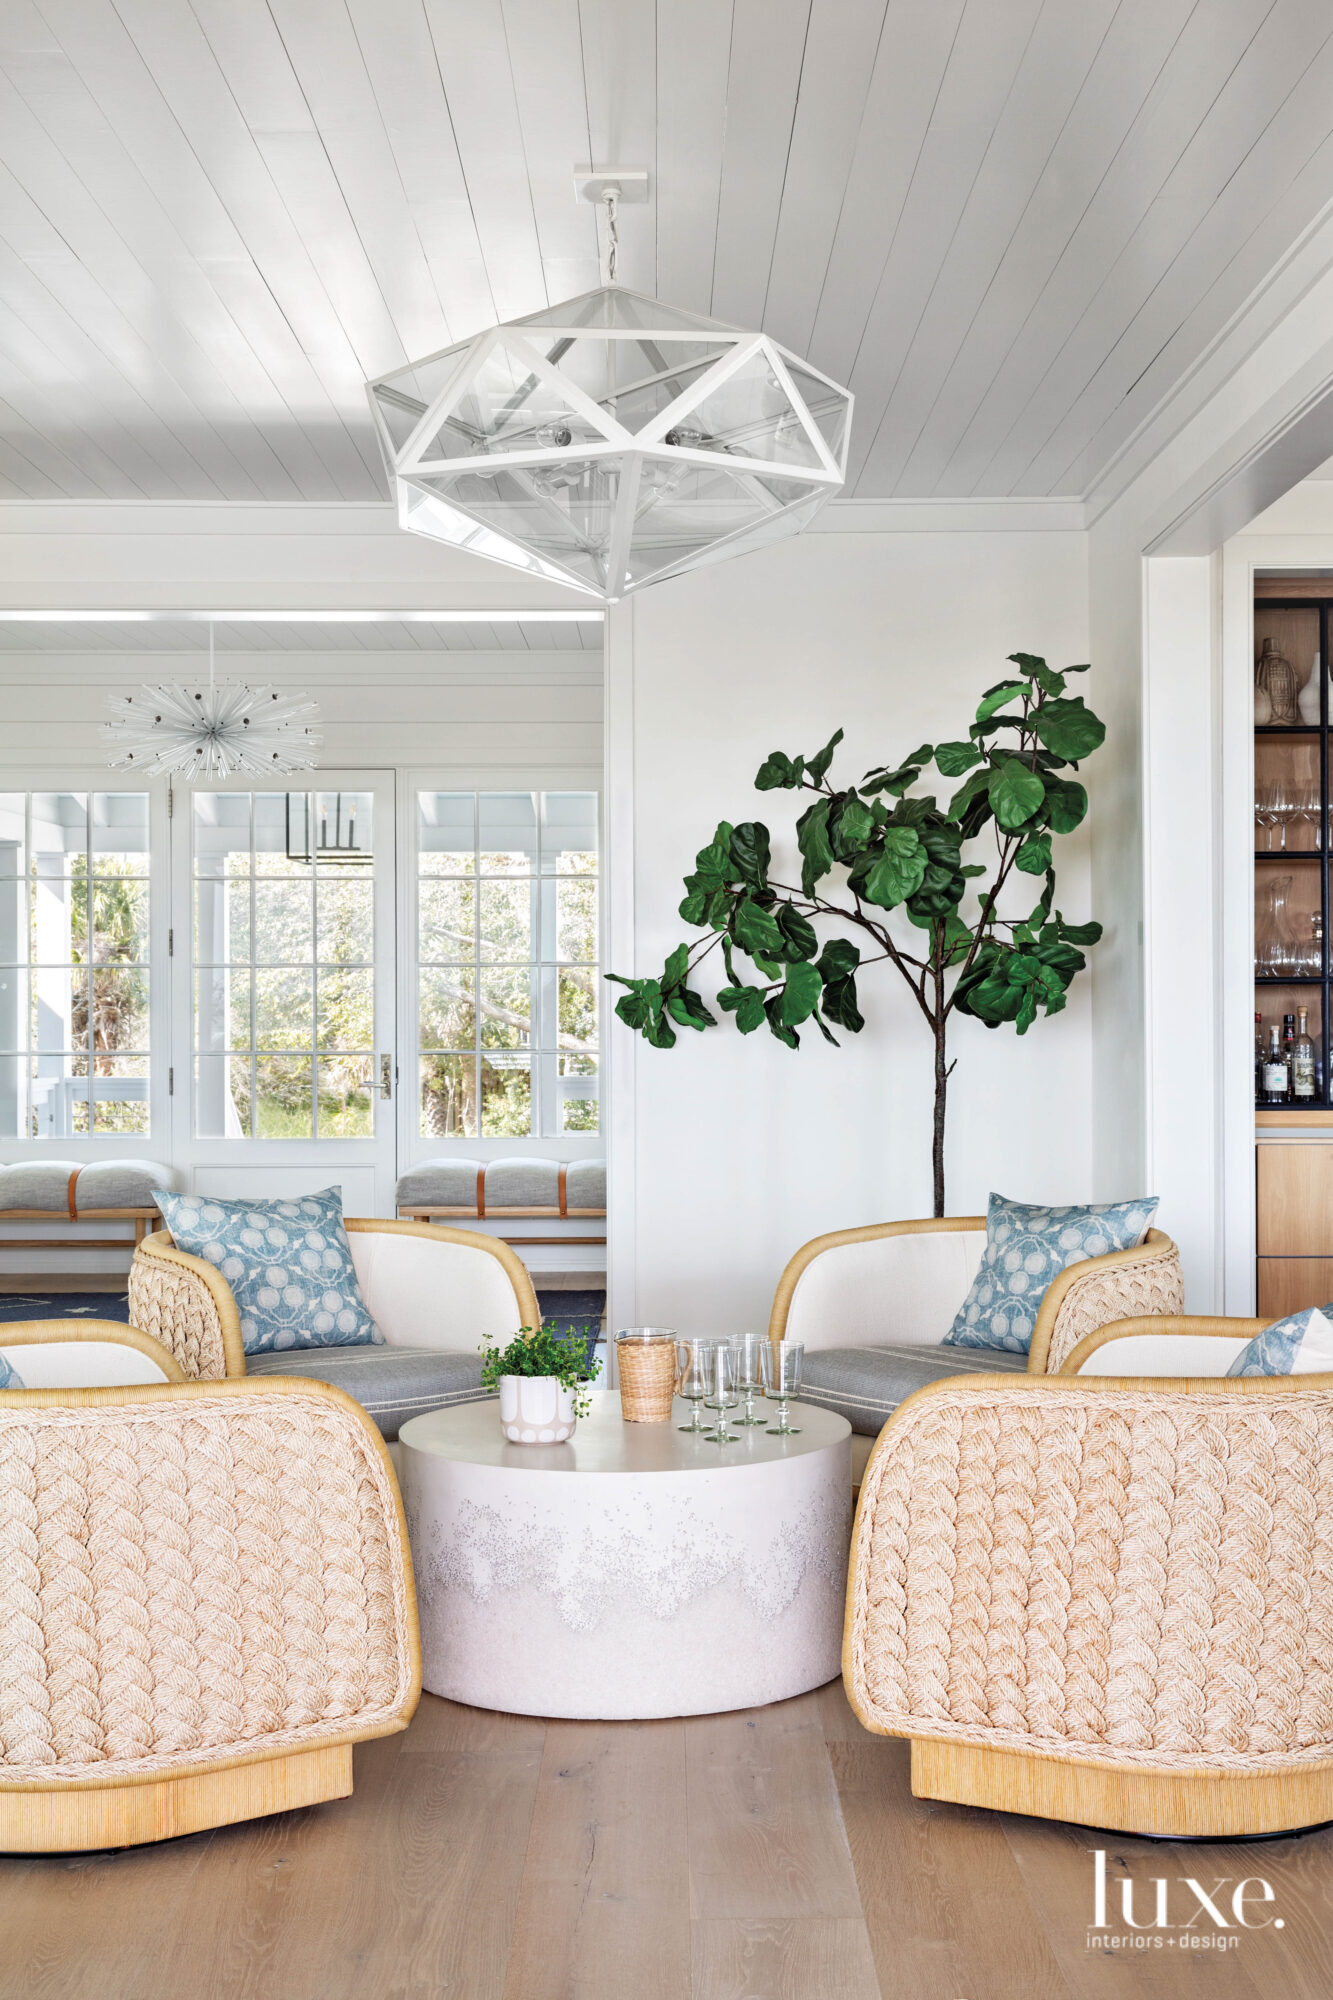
606 652 1105 1216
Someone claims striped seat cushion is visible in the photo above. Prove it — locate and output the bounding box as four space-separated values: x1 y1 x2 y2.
245 1345 489 1440
800 1341 1030 1436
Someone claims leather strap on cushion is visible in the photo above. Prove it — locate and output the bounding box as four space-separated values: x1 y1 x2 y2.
475 1166 486 1218
558 1164 568 1218
66 1170 79 1222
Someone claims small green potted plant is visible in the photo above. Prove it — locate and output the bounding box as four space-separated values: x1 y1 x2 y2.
480 1322 602 1444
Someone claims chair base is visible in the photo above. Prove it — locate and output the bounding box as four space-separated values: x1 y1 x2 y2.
911 1737 1333 1838
0 1743 353 1853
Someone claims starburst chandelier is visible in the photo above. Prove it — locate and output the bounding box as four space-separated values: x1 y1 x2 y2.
103 625 321 779
367 175 853 604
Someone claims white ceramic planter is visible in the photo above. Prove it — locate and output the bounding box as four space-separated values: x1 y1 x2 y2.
499 1374 577 1445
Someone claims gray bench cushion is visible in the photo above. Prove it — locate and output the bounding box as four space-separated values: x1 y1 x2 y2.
801 1341 1031 1436
396 1154 607 1211
0 1159 176 1212
245 1345 489 1440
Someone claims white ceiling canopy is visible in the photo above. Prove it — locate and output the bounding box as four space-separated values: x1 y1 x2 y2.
369 281 851 601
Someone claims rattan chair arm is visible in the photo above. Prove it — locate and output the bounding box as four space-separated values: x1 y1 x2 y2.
0 1377 420 1785
1057 1313 1274 1375
1027 1230 1183 1375
343 1217 541 1329
845 1370 1333 1770
128 1235 245 1380
0 1319 188 1382
767 1215 987 1343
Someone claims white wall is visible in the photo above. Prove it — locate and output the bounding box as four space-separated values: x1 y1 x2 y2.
607 526 1095 1334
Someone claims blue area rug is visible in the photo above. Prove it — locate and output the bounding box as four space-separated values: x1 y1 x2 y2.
0 1292 131 1324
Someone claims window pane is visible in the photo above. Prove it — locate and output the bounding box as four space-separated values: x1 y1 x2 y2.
30 793 86 875
253 880 313 964
34 967 86 1051
30 1052 86 1139
0 872 23 972
479 967 531 1049
481 1054 530 1136
420 878 475 960
32 871 78 963
317 969 374 1051
317 877 373 963
541 793 598 873
92 966 150 1052
92 1055 150 1134
255 968 313 1049
254 792 312 875
318 1055 373 1136
196 1054 252 1138
559 967 598 1049
314 791 373 872
194 792 251 876
479 793 536 874
420 1053 475 1137
560 1056 599 1133
255 1054 313 1137
420 969 475 1050
92 793 149 875
81 878 150 963
0 967 25 1050
0 797 26 877
479 880 530 960
418 793 475 875
196 970 250 1052
556 876 597 962
195 878 251 966
0 1052 22 1136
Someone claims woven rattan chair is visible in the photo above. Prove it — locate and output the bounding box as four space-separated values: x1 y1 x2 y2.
844 1366 1333 1837
0 1374 419 1851
128 1217 539 1388
771 1217 1183 1483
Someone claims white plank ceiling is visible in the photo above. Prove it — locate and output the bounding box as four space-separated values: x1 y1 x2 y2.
2 0 1333 502
0 615 601 650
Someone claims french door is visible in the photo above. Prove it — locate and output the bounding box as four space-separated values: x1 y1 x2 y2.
170 772 399 1214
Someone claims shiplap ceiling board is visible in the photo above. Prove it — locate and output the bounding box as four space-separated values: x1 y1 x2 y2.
3 0 1333 502
0 616 602 650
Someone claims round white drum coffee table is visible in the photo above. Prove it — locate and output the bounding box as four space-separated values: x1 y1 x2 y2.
398 1392 852 1719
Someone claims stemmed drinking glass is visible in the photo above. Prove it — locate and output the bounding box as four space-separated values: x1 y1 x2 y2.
762 1340 803 1435
676 1337 713 1434
729 1332 767 1426
705 1343 741 1444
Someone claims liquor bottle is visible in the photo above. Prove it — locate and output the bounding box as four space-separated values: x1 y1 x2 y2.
1283 1013 1298 1092
1295 1007 1318 1100
1256 1011 1265 1099
1264 1025 1290 1102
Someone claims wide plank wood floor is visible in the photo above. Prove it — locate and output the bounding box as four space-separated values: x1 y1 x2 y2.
1 1682 1330 1999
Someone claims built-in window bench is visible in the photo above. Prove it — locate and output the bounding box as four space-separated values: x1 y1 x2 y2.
0 1160 174 1267
396 1157 606 1256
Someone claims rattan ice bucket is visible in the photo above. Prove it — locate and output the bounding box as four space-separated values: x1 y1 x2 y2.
615 1330 679 1422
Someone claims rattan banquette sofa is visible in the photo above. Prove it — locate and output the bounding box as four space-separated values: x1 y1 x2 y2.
128 1216 539 1438
843 1309 1333 1838
771 1215 1184 1483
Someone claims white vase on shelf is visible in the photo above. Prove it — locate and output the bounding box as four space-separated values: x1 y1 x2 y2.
1299 652 1324 725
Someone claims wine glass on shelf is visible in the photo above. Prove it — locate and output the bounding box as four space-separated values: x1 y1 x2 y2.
705 1343 740 1445
729 1332 767 1426
1293 778 1321 850
762 1340 804 1436
675 1338 713 1434
1270 770 1295 850
1254 782 1275 851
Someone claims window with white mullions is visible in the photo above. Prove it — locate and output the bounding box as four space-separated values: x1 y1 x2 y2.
193 790 377 1139
0 791 151 1138
416 791 599 1138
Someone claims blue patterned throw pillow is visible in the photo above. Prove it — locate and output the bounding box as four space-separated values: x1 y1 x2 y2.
943 1193 1159 1355
154 1186 382 1356
1227 1307 1333 1376
0 1352 25 1389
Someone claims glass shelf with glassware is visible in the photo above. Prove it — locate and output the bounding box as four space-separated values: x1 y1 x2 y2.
1254 596 1330 1111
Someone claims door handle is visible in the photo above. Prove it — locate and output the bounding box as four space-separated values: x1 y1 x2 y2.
379 1054 393 1099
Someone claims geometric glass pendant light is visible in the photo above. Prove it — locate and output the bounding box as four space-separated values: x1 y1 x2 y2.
367 240 853 603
